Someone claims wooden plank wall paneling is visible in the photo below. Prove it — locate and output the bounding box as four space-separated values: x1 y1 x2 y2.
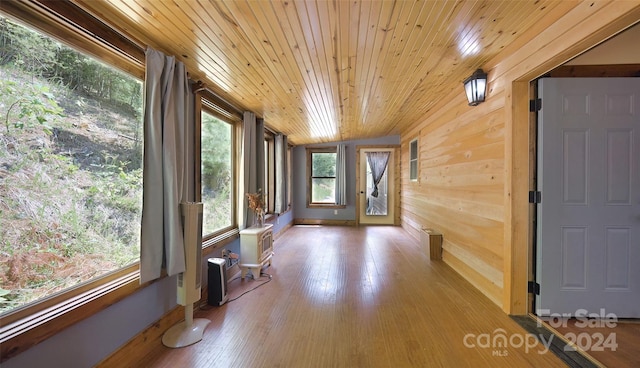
400 0 640 312
401 88 506 306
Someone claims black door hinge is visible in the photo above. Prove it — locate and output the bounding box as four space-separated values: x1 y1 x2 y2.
529 191 542 204
530 98 542 112
528 281 540 295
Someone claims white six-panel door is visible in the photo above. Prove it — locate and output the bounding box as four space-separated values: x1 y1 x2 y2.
536 78 640 318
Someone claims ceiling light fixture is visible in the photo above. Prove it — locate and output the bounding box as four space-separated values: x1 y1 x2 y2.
463 69 488 106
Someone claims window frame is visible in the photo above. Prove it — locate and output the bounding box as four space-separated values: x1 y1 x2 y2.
409 138 419 182
306 146 343 208
263 132 275 214
198 101 239 241
286 144 293 212
0 4 147 362
197 94 242 249
0 3 239 361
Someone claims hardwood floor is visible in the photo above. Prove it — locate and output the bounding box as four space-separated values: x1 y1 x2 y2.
133 225 565 367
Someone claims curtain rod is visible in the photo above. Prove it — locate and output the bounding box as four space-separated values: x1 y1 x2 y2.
30 0 146 63
7 1 266 128
264 125 280 136
193 81 244 119
22 1 251 123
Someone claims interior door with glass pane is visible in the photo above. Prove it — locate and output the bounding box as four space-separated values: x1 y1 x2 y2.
359 148 395 225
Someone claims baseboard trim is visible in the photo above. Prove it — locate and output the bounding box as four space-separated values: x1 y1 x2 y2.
96 305 185 367
510 315 603 368
294 218 356 226
274 222 293 240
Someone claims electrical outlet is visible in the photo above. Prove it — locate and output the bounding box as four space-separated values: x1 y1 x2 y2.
334 209 338 215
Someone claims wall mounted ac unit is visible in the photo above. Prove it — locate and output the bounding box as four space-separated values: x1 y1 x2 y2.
162 202 210 348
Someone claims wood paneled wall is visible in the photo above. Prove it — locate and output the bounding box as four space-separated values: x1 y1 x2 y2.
401 89 506 306
399 1 640 312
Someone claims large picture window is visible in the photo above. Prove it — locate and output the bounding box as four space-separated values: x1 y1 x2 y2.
306 147 338 206
0 17 143 315
200 109 234 236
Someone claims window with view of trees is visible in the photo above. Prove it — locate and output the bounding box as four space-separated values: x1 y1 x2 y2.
0 17 143 315
307 147 337 206
200 110 234 236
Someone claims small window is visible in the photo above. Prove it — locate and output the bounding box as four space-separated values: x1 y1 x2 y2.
306 147 337 206
409 139 419 181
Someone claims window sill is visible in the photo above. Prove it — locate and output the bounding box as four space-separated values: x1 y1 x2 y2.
0 229 239 363
0 267 143 363
0 235 238 359
202 227 239 252
264 206 292 218
307 204 347 209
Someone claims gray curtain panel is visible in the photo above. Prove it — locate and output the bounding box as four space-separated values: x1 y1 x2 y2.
335 144 347 205
241 112 264 228
140 47 194 284
366 151 390 198
274 134 288 213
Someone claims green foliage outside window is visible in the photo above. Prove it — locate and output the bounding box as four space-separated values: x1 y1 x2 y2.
201 112 233 234
311 152 336 203
0 17 143 314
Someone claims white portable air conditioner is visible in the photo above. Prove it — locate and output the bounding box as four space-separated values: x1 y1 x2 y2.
162 202 211 348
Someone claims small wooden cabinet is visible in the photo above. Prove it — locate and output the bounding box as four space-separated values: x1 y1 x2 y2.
239 224 274 279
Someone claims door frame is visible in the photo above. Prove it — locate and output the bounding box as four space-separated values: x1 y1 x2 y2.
355 145 400 226
503 10 640 315
528 73 640 315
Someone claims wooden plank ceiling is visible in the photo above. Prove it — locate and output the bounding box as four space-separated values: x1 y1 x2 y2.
72 0 573 145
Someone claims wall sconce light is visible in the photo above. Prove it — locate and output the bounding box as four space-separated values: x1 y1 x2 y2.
463 69 488 106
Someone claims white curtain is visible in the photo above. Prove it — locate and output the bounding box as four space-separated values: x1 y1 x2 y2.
240 112 264 228
140 47 195 284
335 143 347 205
274 134 288 213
